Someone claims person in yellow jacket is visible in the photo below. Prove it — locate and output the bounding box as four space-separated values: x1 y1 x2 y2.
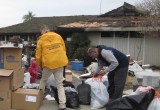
36 25 68 110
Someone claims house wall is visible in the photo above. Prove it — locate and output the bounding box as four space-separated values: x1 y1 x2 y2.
101 36 114 47
129 37 144 62
145 36 160 66
87 31 160 66
115 37 128 54
87 32 101 46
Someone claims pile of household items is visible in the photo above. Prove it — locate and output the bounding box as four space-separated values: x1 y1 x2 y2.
0 46 43 110
1 46 160 110
76 60 160 110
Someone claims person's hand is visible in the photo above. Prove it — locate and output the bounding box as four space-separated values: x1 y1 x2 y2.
105 72 109 76
36 66 41 71
91 72 98 77
99 70 105 76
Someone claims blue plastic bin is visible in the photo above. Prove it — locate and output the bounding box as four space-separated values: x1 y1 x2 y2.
71 61 84 71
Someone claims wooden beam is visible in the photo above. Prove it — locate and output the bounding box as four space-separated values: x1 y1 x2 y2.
85 27 160 32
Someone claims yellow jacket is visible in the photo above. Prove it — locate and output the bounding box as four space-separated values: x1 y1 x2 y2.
36 32 68 69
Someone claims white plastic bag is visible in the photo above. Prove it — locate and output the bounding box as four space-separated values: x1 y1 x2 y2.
23 83 39 89
147 97 160 110
86 62 98 73
46 74 56 89
85 77 109 109
24 72 31 84
101 75 108 88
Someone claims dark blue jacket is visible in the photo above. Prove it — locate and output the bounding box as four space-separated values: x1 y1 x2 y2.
97 45 129 68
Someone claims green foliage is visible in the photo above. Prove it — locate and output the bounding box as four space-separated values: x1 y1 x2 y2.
71 32 90 47
66 32 92 67
73 47 93 66
22 11 36 22
65 41 72 58
70 32 90 58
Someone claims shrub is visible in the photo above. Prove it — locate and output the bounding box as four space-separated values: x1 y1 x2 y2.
73 47 93 67
65 32 92 67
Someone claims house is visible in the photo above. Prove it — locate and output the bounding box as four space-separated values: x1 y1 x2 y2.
0 15 95 45
0 2 159 66
58 2 160 66
0 15 96 64
99 2 145 17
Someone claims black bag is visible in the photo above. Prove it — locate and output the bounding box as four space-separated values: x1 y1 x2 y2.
65 91 79 109
51 83 79 109
106 89 155 110
77 80 91 105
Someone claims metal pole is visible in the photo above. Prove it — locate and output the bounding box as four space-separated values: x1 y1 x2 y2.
100 0 102 14
127 31 130 54
142 34 145 65
113 31 115 48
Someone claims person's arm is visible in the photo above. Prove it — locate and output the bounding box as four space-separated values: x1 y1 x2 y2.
29 68 38 78
35 40 42 68
96 59 104 74
101 49 119 73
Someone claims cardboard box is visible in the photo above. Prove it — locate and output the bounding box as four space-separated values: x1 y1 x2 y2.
0 90 12 110
12 88 43 110
65 69 72 82
0 69 13 91
0 69 24 91
12 68 24 90
0 47 22 70
4 47 22 70
0 69 16 110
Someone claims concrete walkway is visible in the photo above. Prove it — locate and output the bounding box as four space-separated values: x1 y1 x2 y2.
39 70 106 110
40 100 100 110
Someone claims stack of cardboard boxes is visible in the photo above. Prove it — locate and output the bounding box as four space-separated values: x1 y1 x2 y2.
0 47 43 110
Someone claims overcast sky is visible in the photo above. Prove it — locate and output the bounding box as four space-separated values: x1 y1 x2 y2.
0 0 139 28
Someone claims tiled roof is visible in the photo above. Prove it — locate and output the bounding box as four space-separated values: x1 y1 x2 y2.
99 2 145 17
59 16 160 28
0 15 96 34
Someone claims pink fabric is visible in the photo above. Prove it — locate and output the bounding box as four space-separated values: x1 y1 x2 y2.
135 86 154 93
28 60 38 83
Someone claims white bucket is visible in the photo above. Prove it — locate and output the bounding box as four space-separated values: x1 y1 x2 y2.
24 72 31 84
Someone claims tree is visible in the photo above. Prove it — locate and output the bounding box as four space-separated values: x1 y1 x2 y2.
22 11 35 22
65 32 93 66
135 0 160 32
134 0 160 62
135 0 160 15
69 32 90 58
73 47 93 67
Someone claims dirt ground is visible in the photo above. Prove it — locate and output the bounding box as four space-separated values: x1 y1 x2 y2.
125 75 135 90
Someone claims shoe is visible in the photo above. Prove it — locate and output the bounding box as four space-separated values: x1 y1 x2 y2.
59 108 67 110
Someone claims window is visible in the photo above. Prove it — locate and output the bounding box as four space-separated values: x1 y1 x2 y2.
130 31 143 38
6 36 10 41
0 36 5 41
115 32 128 38
66 37 71 41
101 32 113 37
21 36 28 41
